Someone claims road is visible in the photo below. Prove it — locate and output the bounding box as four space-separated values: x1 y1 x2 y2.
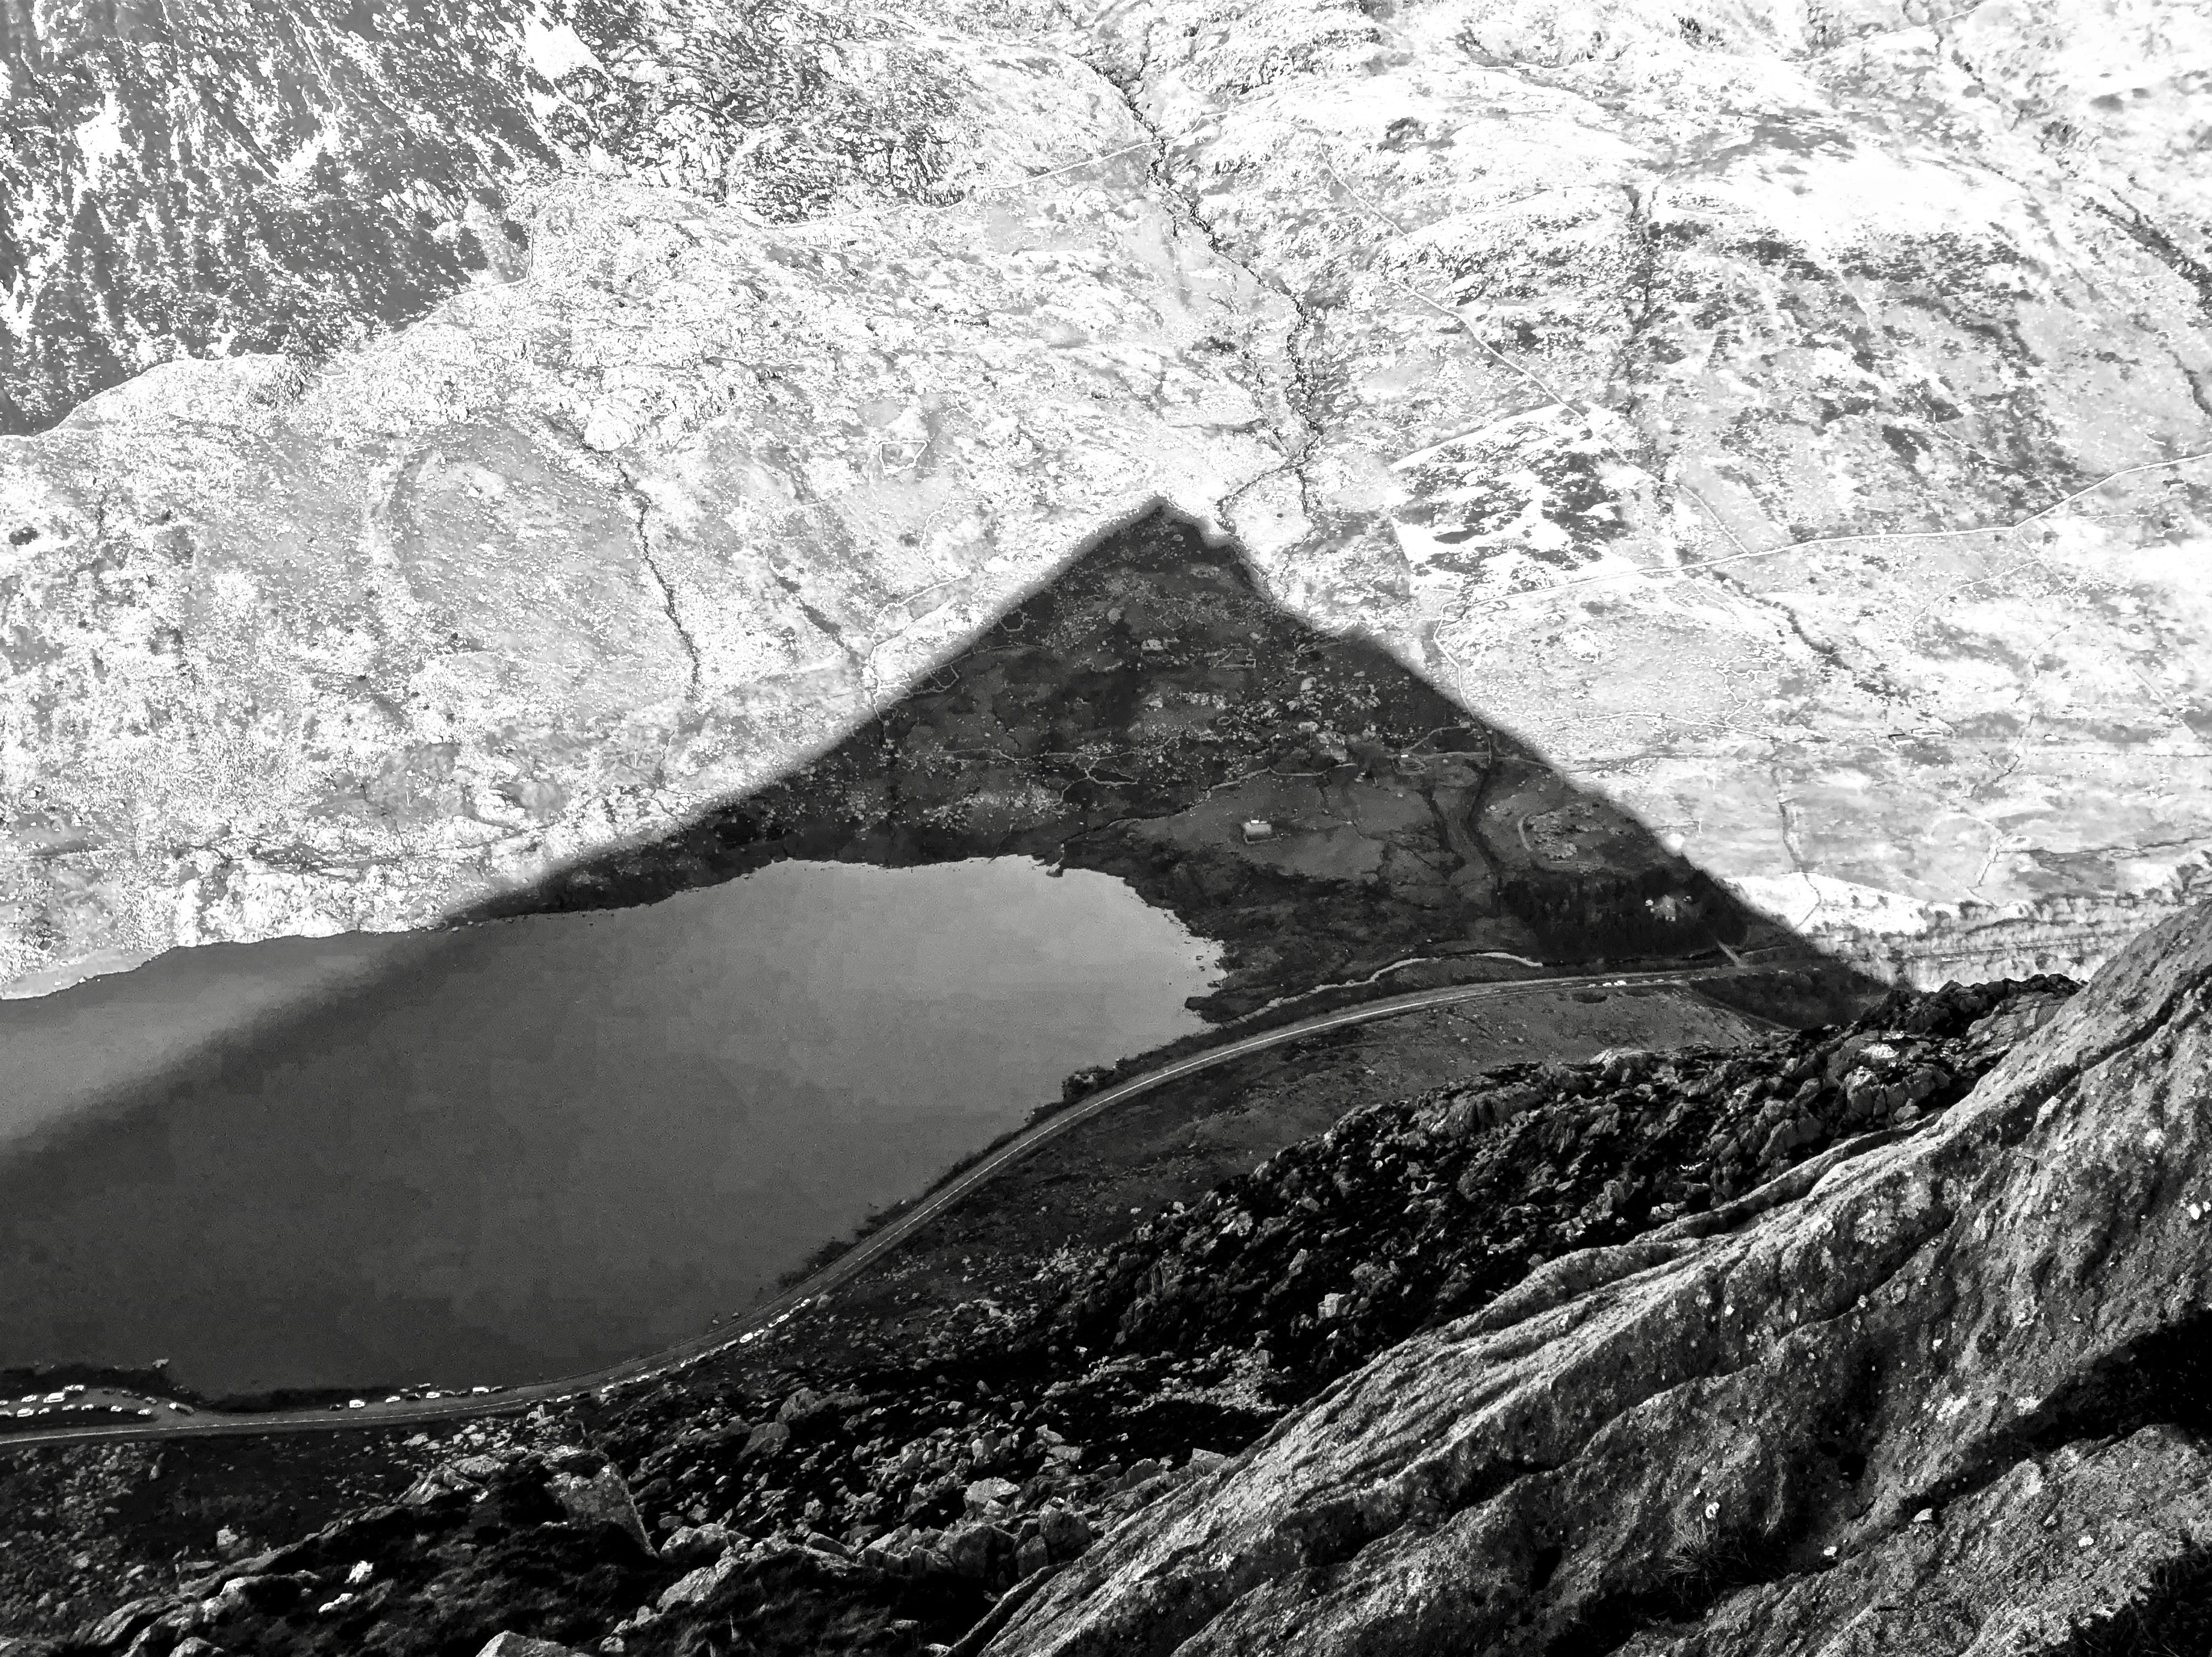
1 959 1797 1454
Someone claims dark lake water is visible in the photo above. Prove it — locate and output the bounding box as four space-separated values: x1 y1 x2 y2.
0 858 1220 1396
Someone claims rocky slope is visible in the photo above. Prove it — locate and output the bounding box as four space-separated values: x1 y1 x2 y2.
0 976 1780 1643
995 897 2212 1655
0 0 1051 439
1037 974 2076 1388
18 932 2196 1656
5 0 2209 996
0 0 552 437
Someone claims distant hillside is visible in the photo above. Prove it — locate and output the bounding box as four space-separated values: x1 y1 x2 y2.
0 0 561 435
0 0 987 436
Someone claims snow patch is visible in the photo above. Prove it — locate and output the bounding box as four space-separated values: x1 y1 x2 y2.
73 90 127 172
275 130 335 188
1678 142 2043 265
1729 871 1944 937
525 9 607 81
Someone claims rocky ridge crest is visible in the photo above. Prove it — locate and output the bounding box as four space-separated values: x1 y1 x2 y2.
992 898 2212 1655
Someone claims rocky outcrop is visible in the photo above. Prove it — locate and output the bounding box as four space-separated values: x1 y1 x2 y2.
546 1455 656 1558
988 897 2212 1654
5 0 2209 996
1040 974 2078 1393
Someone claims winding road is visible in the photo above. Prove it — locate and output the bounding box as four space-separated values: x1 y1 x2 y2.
0 959 1798 1454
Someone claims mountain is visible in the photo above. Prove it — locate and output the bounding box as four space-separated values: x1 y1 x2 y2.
3 0 2209 997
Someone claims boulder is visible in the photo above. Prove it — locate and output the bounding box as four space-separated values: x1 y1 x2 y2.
963 1477 1022 1518
1113 1460 1164 1494
654 1548 746 1613
989 901 2212 1654
473 1636 592 1657
1014 1535 1052 1581
1038 1508 1093 1564
658 1523 735 1569
776 1388 827 1424
549 1466 654 1556
942 1520 1017 1581
742 1421 793 1459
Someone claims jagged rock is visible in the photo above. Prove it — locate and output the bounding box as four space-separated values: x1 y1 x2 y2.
549 1466 654 1556
657 1523 735 1568
742 1421 793 1459
116 1603 209 1657
82 1598 179 1652
989 900 2212 1654
475 1636 592 1657
964 1477 1023 1517
654 1548 746 1613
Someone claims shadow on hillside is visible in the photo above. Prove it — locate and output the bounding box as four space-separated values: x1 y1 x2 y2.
0 505 1880 1400
448 505 1813 1005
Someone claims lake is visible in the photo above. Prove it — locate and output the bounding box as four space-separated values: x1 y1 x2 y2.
0 858 1221 1396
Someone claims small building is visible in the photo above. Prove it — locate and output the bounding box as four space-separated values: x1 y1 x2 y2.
1241 818 1276 843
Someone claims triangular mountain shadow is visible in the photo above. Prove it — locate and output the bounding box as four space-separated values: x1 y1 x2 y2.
0 507 1878 1403
450 507 1832 1020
